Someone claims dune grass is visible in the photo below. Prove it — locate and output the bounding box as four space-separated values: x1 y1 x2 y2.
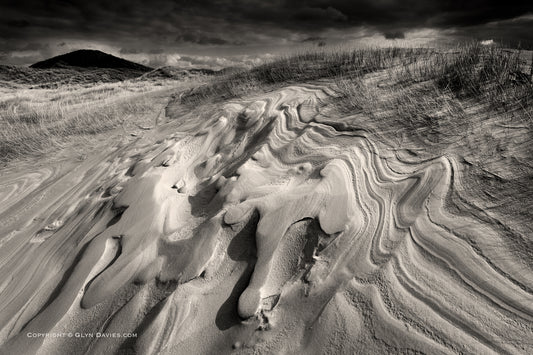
334 43 533 136
180 47 432 105
181 43 532 115
0 80 179 164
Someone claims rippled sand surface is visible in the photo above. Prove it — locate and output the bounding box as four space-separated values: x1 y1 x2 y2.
0 84 532 354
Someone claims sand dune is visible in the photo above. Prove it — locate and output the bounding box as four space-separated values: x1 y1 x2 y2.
0 84 532 354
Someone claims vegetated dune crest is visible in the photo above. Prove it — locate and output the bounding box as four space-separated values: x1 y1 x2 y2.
0 83 532 354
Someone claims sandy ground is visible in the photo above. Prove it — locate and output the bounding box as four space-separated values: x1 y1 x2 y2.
0 82 532 354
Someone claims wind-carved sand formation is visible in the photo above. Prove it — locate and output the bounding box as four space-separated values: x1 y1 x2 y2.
0 84 532 354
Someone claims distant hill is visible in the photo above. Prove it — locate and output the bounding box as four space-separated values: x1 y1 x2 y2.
0 50 155 88
30 49 153 72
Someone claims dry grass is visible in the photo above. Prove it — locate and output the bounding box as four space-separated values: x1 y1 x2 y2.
180 43 532 117
180 47 431 105
0 80 181 163
332 43 533 142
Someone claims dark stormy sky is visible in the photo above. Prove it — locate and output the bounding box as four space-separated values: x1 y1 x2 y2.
1 0 532 68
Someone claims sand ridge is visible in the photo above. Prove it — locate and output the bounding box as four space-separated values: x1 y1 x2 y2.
0 84 532 354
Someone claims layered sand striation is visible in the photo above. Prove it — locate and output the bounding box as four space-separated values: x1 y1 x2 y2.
0 84 532 354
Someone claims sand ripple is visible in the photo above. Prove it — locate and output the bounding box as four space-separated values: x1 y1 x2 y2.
0 85 531 354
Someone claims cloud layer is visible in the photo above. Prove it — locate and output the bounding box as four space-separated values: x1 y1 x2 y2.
1 1 532 67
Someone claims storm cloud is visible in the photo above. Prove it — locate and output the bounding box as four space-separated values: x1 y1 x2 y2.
1 0 532 66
